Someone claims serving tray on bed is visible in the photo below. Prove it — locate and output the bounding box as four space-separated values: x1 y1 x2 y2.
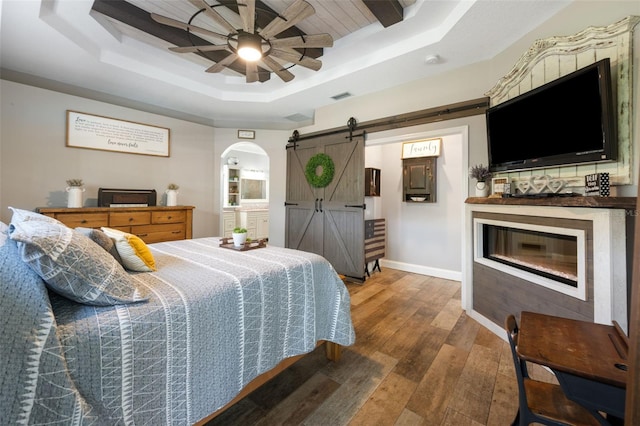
219 238 267 251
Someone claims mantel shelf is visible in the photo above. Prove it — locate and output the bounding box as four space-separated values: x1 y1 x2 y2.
465 196 637 209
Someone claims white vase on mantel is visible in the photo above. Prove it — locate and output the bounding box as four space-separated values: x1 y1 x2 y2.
66 186 85 208
475 181 489 197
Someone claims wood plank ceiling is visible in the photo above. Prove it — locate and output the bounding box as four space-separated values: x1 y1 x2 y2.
91 0 415 82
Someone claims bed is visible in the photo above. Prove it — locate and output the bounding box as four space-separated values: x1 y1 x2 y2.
0 208 355 425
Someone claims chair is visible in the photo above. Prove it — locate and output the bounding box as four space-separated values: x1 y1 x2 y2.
504 314 608 426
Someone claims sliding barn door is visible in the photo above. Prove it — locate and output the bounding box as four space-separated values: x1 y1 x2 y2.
285 132 365 281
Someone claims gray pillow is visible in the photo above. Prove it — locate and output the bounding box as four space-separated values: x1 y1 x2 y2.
9 219 148 306
75 227 124 266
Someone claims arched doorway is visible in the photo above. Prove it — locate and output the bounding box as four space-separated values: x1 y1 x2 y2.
220 142 270 239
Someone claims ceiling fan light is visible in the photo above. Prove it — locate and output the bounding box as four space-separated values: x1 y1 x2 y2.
237 33 263 61
238 46 262 61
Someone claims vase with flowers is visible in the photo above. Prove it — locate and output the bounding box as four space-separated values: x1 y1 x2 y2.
166 183 179 206
469 164 492 197
66 179 85 208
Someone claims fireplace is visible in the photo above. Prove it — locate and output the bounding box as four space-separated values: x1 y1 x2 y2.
474 219 586 300
464 202 628 336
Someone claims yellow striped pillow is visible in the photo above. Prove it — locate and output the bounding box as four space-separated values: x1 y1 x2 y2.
101 227 156 272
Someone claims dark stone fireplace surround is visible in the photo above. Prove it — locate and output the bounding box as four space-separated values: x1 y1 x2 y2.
464 196 635 336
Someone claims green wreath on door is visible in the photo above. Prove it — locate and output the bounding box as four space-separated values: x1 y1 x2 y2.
305 153 335 188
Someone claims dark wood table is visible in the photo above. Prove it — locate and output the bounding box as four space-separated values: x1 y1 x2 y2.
516 311 628 419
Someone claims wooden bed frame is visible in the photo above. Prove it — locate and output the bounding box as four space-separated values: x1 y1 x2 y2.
194 341 342 424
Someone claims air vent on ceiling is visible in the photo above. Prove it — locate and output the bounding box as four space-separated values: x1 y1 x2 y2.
285 113 312 122
331 92 352 101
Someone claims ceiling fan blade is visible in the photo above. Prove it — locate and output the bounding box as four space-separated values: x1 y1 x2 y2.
260 56 295 82
169 45 228 53
151 13 228 43
187 0 237 34
205 53 238 73
271 48 322 71
269 33 333 49
246 62 259 83
237 0 255 33
260 0 315 39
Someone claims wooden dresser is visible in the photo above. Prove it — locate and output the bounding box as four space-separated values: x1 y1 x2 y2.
37 206 195 244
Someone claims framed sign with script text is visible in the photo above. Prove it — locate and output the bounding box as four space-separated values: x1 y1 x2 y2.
66 110 170 157
401 138 441 159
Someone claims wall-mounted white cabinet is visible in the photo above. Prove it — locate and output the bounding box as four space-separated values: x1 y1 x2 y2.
224 166 240 207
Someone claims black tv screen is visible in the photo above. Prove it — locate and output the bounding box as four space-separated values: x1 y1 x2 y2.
486 58 617 173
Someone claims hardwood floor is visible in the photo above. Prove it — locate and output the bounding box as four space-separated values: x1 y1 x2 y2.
206 268 555 425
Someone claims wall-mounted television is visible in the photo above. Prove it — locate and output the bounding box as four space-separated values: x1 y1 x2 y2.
486 58 617 173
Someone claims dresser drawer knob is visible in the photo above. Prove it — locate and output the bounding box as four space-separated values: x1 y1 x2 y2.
172 231 180 234
167 216 172 220
81 219 87 224
137 233 148 237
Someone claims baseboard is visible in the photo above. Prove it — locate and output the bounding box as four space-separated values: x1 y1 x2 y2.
378 259 462 282
467 309 507 340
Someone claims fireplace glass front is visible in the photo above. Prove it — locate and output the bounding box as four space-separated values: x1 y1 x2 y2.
482 224 578 287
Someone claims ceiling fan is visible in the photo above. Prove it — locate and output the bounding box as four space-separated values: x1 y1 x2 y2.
151 0 333 83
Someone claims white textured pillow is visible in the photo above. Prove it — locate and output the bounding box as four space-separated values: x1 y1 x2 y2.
8 207 61 225
101 227 156 272
9 220 148 306
0 221 8 245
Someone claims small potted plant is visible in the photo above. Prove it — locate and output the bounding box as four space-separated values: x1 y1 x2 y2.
166 183 179 206
232 227 247 247
65 179 85 208
469 164 492 197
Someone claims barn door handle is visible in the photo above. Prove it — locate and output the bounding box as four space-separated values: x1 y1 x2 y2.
319 198 323 212
284 202 298 206
315 198 319 212
345 204 366 209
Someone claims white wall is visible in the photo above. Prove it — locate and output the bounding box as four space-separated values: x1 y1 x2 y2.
0 80 219 238
365 125 468 280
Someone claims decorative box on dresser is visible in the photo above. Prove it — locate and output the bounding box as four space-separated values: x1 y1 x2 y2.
37 206 194 244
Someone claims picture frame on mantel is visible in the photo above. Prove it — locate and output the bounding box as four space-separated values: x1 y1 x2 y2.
66 110 170 157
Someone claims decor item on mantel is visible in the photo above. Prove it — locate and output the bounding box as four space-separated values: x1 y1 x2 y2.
585 173 610 197
166 183 179 206
469 164 492 197
491 177 511 198
516 175 566 195
65 179 84 208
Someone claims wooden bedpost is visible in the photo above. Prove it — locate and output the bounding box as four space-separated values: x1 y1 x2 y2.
325 341 342 362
